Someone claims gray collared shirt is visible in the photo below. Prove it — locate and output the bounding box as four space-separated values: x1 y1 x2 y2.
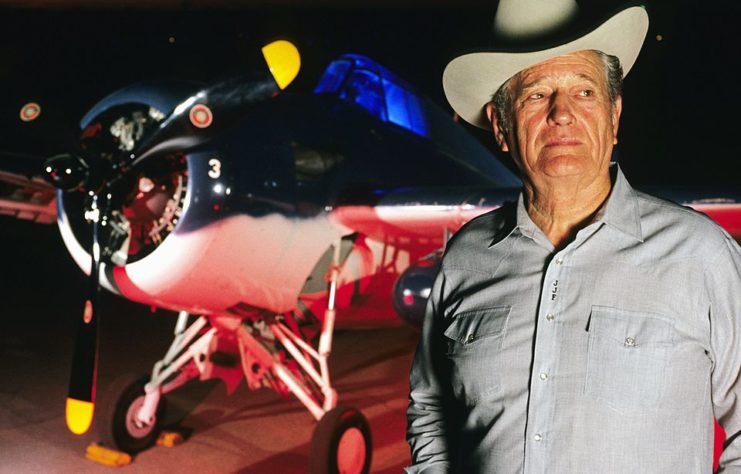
407 166 741 473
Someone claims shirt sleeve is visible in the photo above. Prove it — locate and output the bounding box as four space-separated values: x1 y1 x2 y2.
708 234 741 472
406 269 452 473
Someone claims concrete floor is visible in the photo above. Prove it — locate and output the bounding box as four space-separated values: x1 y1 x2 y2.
0 218 418 473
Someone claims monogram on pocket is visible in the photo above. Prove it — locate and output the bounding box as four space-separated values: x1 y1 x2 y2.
584 305 675 412
444 306 511 404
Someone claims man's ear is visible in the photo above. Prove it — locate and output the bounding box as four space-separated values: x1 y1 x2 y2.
612 95 622 145
485 103 509 152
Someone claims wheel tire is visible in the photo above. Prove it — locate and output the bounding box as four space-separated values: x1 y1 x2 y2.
97 373 165 454
309 406 372 474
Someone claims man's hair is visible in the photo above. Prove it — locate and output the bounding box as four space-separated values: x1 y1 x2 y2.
491 50 623 134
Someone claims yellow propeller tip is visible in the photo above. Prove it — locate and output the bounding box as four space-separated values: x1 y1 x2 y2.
262 40 301 90
66 398 95 435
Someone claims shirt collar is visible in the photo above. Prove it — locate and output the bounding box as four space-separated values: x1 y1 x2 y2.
515 193 539 240
510 163 643 244
597 164 644 242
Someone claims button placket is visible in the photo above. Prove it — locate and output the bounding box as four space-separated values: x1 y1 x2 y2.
526 251 566 471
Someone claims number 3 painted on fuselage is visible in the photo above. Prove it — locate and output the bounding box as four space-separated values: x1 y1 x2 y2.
208 158 222 179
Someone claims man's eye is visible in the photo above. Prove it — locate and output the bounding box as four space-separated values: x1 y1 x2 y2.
578 89 594 97
528 92 544 100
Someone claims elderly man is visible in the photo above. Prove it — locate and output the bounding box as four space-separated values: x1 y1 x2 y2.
407 2 741 473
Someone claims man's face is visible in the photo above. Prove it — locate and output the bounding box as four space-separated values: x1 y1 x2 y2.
489 50 622 191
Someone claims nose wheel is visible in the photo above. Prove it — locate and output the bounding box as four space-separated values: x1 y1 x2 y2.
310 406 372 474
97 374 165 454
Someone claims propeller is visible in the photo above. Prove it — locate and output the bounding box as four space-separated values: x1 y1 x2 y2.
111 39 301 172
42 40 301 436
65 192 106 434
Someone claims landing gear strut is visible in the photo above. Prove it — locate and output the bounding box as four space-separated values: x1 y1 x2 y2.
97 373 165 453
95 240 372 472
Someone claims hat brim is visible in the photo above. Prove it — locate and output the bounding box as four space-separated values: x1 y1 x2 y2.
442 6 649 129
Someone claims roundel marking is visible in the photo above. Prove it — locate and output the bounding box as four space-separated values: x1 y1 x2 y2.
20 102 42 122
189 104 213 129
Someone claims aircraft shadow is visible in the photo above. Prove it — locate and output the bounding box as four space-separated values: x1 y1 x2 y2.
229 405 410 474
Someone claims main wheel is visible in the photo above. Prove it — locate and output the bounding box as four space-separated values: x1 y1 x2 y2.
97 374 165 454
309 406 372 474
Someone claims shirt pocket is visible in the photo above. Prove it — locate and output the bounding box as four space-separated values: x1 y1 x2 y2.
584 305 675 413
443 306 511 404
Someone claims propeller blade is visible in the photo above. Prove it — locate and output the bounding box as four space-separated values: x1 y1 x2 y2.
65 193 104 435
117 40 301 167
41 40 300 196
261 39 301 90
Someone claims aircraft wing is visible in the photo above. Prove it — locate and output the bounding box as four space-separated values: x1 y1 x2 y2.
330 184 741 247
0 94 79 224
642 186 741 241
329 186 519 250
1 95 80 224
0 153 56 224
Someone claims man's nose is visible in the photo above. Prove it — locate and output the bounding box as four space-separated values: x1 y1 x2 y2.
547 93 575 126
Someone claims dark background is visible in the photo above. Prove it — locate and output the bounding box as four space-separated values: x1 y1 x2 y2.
0 0 739 187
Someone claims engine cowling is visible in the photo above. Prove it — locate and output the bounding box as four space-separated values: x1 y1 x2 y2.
392 251 442 328
55 83 195 288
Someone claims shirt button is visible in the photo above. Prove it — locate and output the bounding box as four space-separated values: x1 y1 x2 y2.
534 433 543 442
539 373 548 381
555 258 563 265
546 313 555 322
624 336 636 347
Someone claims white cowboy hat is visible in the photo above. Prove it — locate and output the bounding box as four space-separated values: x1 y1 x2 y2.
443 1 649 129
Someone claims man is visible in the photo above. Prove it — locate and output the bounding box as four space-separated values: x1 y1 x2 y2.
407 1 741 473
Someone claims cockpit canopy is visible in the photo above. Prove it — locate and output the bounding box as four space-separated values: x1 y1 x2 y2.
314 53 521 188
314 54 429 138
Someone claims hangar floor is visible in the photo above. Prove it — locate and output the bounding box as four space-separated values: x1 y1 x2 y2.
0 219 417 473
